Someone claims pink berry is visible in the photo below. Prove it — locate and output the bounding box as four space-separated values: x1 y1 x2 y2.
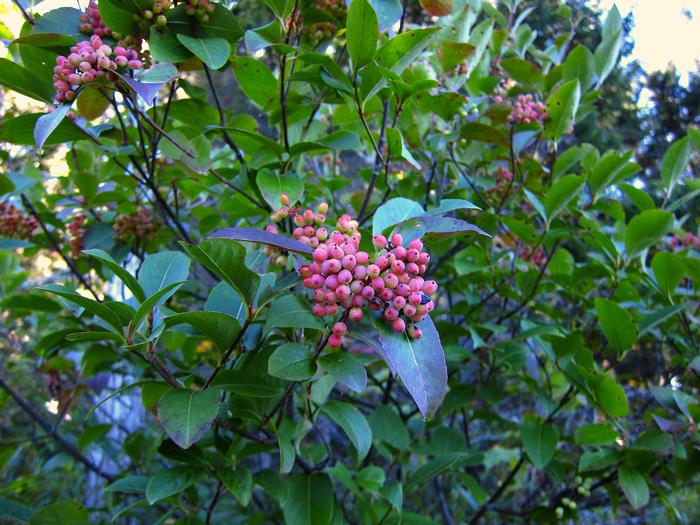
409 292 422 305
379 288 394 302
406 248 420 262
373 234 388 249
371 277 385 291
391 233 403 246
384 273 399 288
394 246 407 260
393 296 407 308
349 307 363 322
333 322 347 336
391 318 406 332
392 260 405 274
312 303 326 316
408 239 423 251
396 284 410 297
422 280 438 295
328 333 342 347
338 269 353 284
341 254 357 270
407 325 422 339
325 274 339 290
403 304 417 317
356 251 369 264
406 262 419 275
384 306 399 321
361 286 375 299
336 285 351 300
353 266 367 280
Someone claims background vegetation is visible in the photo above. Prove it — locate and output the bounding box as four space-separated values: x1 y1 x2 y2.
0 0 699 523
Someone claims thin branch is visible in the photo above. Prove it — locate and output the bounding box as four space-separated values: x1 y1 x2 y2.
202 64 245 163
0 373 115 482
21 194 101 301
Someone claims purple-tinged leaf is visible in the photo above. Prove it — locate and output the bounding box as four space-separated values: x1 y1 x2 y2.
112 70 166 107
208 227 313 256
394 215 489 244
371 316 447 419
34 103 72 150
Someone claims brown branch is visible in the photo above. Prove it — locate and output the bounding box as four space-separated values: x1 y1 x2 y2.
21 194 101 301
0 373 116 482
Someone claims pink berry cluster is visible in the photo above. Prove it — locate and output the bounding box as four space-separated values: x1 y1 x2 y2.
509 94 548 124
295 214 437 346
669 232 700 251
487 166 514 199
67 214 87 258
185 0 215 23
53 35 142 103
517 244 547 267
79 1 112 37
113 207 159 243
0 202 38 240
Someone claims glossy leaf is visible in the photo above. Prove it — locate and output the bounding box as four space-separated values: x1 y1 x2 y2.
346 0 378 72
321 401 373 462
372 316 447 419
158 389 220 449
521 420 559 469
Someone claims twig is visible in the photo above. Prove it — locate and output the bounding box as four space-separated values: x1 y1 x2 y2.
202 64 245 163
21 194 101 301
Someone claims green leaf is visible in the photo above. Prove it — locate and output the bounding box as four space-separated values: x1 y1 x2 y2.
146 466 201 504
545 79 581 142
574 423 618 446
594 299 638 353
32 7 83 40
321 401 373 462
83 249 145 302
521 420 559 469
132 281 186 330
282 474 335 525
368 406 409 451
98 0 139 34
182 239 260 310
0 58 53 102
651 251 685 297
501 58 543 85
35 104 73 150
594 6 623 88
266 294 324 331
38 285 124 333
428 199 480 216
218 464 253 506
394 215 488 244
591 373 629 418
371 316 447 419
205 282 246 325
138 251 190 299
620 182 655 211
318 352 367 393
231 57 277 107
373 197 425 235
29 500 87 525
176 34 231 70
543 174 585 224
158 389 220 449
624 210 674 257
210 370 282 398
105 476 149 494
268 343 316 381
386 127 420 168
0 113 89 146
618 466 649 510
346 0 378 72
660 136 692 193
257 169 304 209
164 311 241 352
562 44 595 91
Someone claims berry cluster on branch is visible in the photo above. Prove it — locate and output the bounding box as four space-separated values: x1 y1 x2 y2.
185 0 215 23
113 208 159 243
67 214 87 258
53 35 142 103
507 93 549 124
274 202 438 345
79 1 112 37
0 202 38 240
